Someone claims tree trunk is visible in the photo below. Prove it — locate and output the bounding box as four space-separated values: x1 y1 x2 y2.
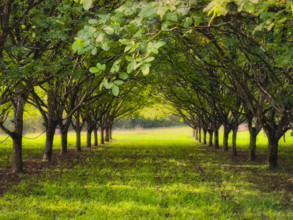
100 127 104 144
60 120 71 155
198 126 202 143
267 136 279 169
60 129 68 155
87 129 91 148
248 128 258 161
75 113 81 151
283 134 286 143
94 127 98 147
208 130 213 147
223 124 230 152
12 137 23 173
195 127 198 141
203 129 207 145
110 126 113 139
232 126 238 156
11 92 26 173
43 123 57 162
214 128 219 149
105 127 110 142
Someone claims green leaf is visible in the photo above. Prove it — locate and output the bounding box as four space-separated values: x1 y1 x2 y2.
104 81 114 89
96 33 104 42
165 12 178 22
141 64 150 75
125 46 132 52
111 60 120 73
127 60 136 73
114 80 124 86
83 0 92 10
112 85 120 96
119 39 132 46
243 2 255 14
119 72 128 80
140 4 158 18
96 63 106 71
153 41 165 49
253 23 265 34
101 42 109 51
184 17 193 28
91 47 97 55
144 57 155 62
88 19 98 24
162 21 172 31
157 7 169 20
72 40 85 51
89 67 99 73
104 26 114 35
98 14 111 24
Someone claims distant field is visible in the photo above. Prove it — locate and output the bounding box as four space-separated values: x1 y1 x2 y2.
0 126 293 219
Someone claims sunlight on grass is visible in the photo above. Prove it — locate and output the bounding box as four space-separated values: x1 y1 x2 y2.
0 127 293 219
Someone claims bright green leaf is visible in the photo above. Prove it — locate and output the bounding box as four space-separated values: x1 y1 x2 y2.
127 60 136 73
72 40 85 51
89 67 99 73
141 63 150 75
140 4 158 18
83 0 92 10
88 19 98 24
91 47 97 55
184 17 193 28
114 80 124 86
96 63 106 71
119 72 129 80
144 57 155 62
112 85 120 96
104 26 114 35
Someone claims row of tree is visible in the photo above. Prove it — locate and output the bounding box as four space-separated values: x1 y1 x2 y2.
0 0 149 173
1 0 292 173
73 0 293 169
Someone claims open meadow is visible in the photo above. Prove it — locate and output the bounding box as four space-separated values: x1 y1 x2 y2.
0 127 293 219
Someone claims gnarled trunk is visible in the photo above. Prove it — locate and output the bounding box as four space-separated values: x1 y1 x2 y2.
223 124 230 152
11 92 26 173
208 130 213 147
94 127 98 146
203 129 207 145
75 114 81 151
60 120 71 155
232 126 238 156
60 129 68 155
198 126 202 143
43 122 58 161
267 136 279 169
248 127 259 161
100 127 104 144
110 126 113 139
105 127 110 142
86 122 92 148
214 128 219 149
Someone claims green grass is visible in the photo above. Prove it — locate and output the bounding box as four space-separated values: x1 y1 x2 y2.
0 127 293 219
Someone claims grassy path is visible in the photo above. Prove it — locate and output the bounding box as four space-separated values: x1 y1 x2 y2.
0 127 293 219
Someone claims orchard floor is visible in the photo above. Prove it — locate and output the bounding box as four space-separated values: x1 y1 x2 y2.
0 127 293 219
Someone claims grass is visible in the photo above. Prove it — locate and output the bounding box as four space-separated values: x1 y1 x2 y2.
0 127 293 219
